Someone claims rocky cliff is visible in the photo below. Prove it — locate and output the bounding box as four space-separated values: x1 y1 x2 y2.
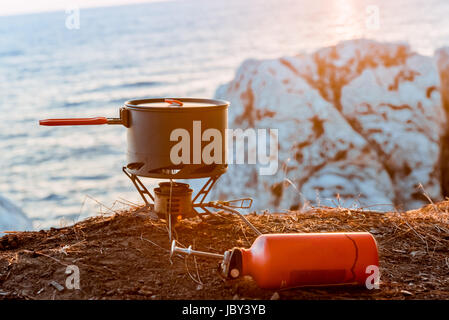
214 39 448 211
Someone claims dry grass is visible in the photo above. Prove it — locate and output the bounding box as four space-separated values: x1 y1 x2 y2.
0 200 448 300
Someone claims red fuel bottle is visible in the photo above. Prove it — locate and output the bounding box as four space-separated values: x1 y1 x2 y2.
222 232 379 289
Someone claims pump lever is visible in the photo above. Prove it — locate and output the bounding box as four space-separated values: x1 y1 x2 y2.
170 241 240 280
170 240 224 260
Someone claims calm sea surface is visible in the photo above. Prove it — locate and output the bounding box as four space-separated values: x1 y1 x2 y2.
1 0 449 228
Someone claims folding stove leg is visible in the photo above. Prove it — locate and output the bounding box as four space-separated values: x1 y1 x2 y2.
191 175 222 218
191 206 212 220
122 167 154 206
192 174 221 205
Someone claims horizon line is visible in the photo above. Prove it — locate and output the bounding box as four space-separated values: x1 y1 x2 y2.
0 0 171 18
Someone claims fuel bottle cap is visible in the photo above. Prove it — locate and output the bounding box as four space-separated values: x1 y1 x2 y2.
220 248 243 279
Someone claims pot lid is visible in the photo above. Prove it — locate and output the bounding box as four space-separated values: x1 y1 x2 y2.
125 98 229 110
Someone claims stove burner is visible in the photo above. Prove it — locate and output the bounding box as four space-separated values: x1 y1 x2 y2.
122 166 261 234
154 182 193 218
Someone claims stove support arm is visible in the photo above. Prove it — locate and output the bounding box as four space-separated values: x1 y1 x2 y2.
122 167 155 206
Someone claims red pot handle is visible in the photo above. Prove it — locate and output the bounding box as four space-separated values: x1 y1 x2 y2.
39 117 109 126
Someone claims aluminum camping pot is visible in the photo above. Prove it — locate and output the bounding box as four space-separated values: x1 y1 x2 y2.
39 98 229 179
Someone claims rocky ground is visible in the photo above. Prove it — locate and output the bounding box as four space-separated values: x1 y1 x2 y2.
1 201 448 300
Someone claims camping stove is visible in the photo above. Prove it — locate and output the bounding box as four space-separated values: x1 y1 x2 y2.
154 182 193 218
123 167 260 234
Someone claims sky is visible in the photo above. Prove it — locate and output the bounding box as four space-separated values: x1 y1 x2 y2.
0 0 168 16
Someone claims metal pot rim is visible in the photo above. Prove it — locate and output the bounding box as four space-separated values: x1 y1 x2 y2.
124 98 229 111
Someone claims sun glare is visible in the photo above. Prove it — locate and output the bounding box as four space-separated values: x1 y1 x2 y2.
330 0 365 42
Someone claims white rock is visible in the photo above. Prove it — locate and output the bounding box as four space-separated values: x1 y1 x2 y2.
435 47 449 198
215 55 395 211
0 194 33 232
341 52 445 209
280 39 413 106
214 40 446 211
435 47 449 88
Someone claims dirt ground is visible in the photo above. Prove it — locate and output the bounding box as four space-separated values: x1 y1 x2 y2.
0 201 448 300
